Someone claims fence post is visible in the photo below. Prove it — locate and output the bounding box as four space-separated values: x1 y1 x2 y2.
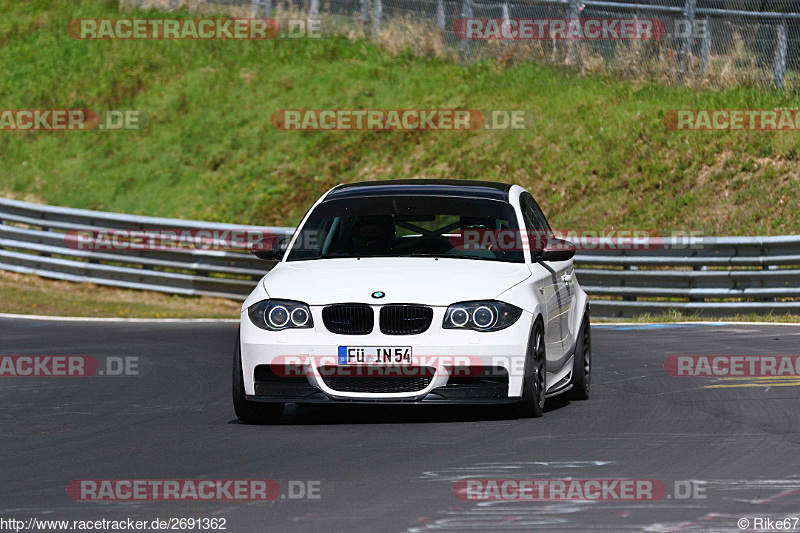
679 0 695 83
700 17 711 74
436 0 446 32
566 0 580 24
310 0 320 23
373 0 382 36
774 18 788 89
567 0 581 64
459 0 473 62
501 2 511 46
251 0 271 18
361 0 370 36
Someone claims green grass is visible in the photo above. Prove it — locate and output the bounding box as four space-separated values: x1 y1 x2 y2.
0 269 241 318
1 0 799 235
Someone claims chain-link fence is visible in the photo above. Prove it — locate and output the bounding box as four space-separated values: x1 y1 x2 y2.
122 0 800 89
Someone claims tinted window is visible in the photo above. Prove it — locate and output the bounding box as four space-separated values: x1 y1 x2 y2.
520 193 553 260
520 193 551 234
286 196 524 263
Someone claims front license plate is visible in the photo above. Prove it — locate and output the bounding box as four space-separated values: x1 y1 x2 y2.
338 346 412 365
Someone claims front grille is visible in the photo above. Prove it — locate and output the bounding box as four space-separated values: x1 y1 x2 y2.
321 375 433 393
380 305 433 335
322 304 374 335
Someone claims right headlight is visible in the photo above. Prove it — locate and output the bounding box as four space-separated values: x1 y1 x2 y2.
443 301 523 332
248 299 314 331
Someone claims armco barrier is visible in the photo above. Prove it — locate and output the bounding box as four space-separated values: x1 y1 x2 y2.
574 235 800 317
0 197 292 300
2 197 799 317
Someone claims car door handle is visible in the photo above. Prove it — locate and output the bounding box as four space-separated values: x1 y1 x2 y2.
563 273 573 283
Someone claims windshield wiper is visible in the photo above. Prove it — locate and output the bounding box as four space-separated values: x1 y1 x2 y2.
406 252 492 260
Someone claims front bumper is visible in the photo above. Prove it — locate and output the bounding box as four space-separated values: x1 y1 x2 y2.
247 382 518 405
240 306 533 403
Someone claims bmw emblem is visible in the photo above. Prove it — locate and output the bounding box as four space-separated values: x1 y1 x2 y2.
372 291 385 299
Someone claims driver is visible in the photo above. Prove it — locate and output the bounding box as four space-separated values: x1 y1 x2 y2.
351 215 394 255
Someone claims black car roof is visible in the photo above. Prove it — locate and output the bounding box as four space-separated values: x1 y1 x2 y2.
324 179 513 202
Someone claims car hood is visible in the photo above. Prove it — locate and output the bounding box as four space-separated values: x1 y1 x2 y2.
262 258 531 306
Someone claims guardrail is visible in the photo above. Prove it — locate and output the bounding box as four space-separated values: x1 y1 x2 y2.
574 236 800 317
2 197 799 317
0 197 292 300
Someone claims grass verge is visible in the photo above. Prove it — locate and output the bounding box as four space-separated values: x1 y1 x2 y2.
0 270 240 318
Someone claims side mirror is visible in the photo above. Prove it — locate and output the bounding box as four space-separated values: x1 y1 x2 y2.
539 238 576 262
252 236 289 261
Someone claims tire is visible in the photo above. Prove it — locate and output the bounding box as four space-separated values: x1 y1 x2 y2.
232 329 284 424
566 312 591 401
516 320 546 418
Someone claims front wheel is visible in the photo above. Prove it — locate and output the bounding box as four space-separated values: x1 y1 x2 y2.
516 321 546 418
232 329 284 424
566 312 591 401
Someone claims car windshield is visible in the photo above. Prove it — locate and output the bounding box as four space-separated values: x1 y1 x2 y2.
286 195 524 263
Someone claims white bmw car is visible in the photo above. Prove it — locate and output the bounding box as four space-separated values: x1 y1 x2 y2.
233 180 591 423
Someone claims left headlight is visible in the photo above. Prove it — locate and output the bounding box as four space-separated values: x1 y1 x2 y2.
248 299 314 331
443 301 523 332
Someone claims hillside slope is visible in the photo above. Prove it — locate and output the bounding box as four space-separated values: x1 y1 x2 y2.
1 0 798 234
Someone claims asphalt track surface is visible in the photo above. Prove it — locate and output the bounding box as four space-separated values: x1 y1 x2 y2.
2 317 800 532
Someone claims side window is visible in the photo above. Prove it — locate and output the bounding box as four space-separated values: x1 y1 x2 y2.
529 197 552 234
520 193 551 260
519 194 540 232
521 193 551 231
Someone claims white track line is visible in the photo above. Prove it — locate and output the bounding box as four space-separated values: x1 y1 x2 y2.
594 321 800 326
0 312 239 323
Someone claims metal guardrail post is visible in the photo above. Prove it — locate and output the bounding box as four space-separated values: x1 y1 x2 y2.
679 0 696 83
310 0 320 23
251 0 271 18
567 0 582 65
700 18 711 75
621 263 634 302
436 0 446 33
459 0 473 62
361 0 370 37
689 264 702 302
501 2 511 50
774 18 788 89
373 0 382 36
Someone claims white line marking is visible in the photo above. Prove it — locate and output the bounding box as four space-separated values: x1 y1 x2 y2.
0 312 239 323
